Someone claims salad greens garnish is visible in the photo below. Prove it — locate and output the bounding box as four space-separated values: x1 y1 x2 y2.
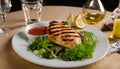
28 31 98 61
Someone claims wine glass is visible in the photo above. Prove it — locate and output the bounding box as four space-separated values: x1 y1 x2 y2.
0 0 12 34
82 0 106 25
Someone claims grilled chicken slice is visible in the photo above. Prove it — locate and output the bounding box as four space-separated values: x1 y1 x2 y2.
48 21 81 48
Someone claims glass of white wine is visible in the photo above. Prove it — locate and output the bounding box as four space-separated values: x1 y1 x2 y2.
82 0 106 25
0 0 12 34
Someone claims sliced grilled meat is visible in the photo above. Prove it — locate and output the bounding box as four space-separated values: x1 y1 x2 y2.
48 21 81 48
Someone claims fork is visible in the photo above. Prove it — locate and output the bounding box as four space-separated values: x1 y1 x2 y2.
108 41 120 55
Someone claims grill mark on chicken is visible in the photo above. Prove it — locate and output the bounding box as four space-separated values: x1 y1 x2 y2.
48 27 68 33
48 26 68 31
61 32 76 34
53 31 78 36
61 34 80 41
61 35 80 38
49 21 59 24
54 32 61 36
49 23 65 26
62 39 73 41
49 28 73 34
49 21 65 27
53 30 75 35
50 24 68 28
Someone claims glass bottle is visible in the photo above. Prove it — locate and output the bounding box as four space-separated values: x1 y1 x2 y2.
82 0 106 24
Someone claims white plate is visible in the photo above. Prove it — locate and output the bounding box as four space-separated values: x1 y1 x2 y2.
12 20 109 68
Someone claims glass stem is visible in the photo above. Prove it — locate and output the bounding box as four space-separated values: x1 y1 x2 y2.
2 12 7 30
118 0 120 8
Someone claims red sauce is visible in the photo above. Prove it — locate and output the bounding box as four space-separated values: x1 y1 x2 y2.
28 26 47 36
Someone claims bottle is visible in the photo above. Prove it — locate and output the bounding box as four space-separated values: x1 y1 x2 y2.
112 19 120 39
82 0 106 24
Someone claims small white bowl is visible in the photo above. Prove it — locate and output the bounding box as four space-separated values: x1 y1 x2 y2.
25 22 48 40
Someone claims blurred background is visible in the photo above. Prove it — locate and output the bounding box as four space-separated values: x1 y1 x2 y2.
10 0 119 12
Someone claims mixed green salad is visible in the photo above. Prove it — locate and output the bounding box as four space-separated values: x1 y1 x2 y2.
28 31 98 61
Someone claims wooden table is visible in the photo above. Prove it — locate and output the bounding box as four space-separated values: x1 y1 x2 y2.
0 6 120 69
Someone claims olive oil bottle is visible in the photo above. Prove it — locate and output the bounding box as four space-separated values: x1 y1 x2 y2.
82 0 106 24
